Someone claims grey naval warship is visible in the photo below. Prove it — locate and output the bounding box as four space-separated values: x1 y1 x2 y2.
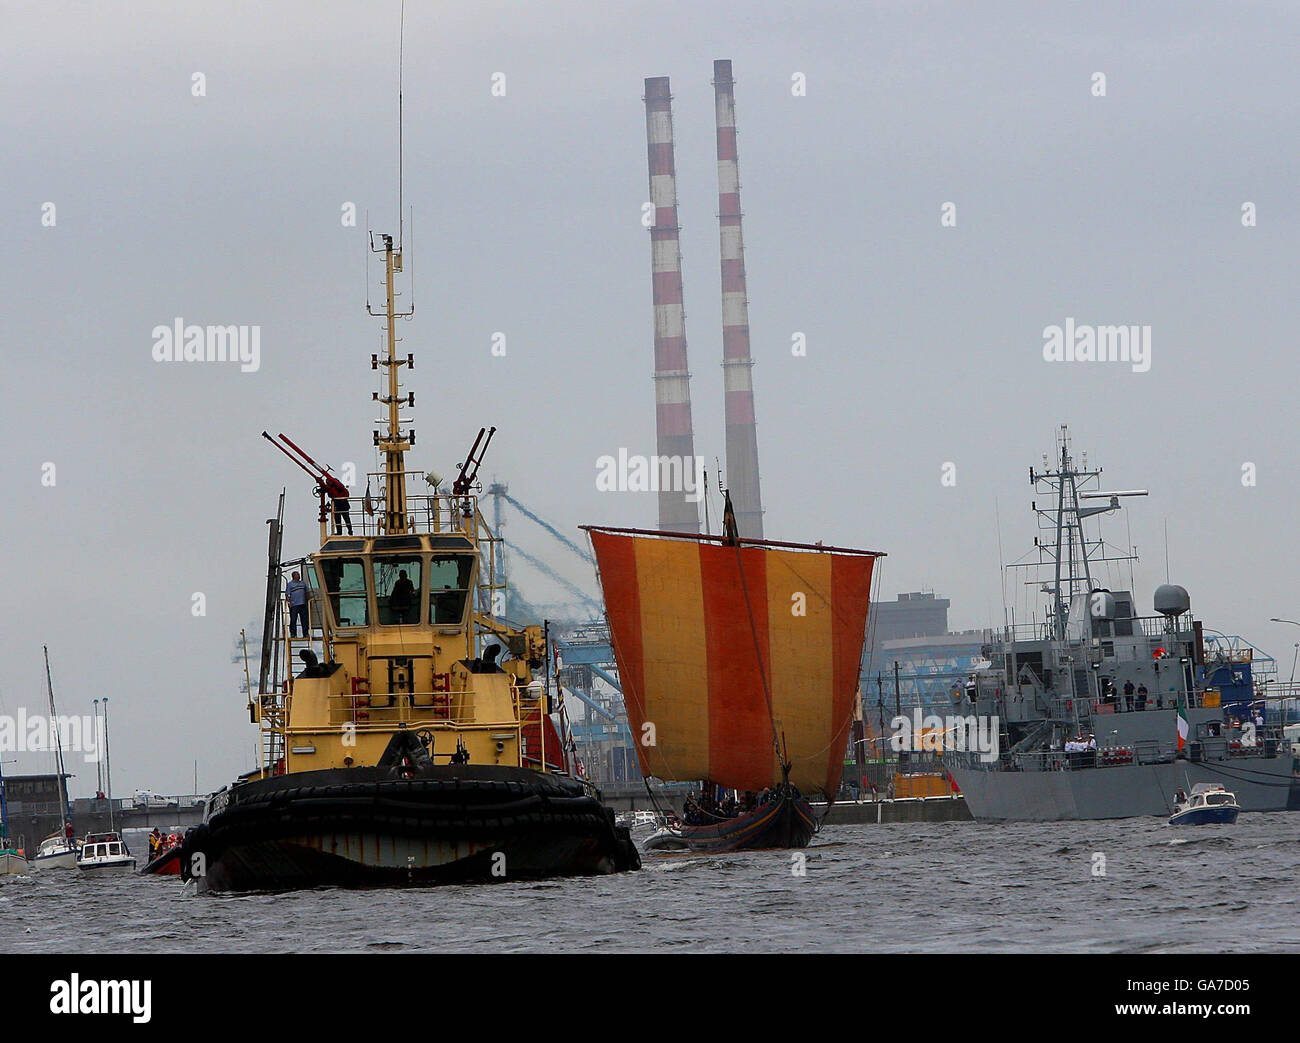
945 426 1297 821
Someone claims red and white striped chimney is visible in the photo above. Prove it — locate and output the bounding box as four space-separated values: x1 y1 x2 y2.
712 59 764 539
644 76 700 534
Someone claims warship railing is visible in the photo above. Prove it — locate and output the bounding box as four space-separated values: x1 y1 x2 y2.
949 741 1176 773
992 615 1197 645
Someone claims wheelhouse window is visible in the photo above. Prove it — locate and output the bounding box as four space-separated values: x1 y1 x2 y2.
429 555 475 624
373 556 422 625
319 557 369 627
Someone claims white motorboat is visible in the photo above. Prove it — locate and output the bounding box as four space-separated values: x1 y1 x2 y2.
77 832 136 873
1169 783 1241 826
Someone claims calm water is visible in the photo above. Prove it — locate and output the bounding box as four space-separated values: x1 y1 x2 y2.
3 815 1298 953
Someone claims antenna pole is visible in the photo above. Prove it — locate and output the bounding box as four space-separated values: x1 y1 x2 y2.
102 697 113 833
369 3 414 535
398 0 405 250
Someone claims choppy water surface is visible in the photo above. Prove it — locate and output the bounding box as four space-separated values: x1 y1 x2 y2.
3 815 1298 953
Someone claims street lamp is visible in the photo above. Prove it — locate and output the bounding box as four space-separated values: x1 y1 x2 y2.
1270 621 1300 685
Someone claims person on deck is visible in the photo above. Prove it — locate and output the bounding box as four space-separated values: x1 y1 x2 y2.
389 569 416 624
286 572 310 638
1123 680 1135 712
332 494 353 535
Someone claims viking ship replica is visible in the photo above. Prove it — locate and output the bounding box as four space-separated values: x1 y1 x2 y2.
585 499 881 853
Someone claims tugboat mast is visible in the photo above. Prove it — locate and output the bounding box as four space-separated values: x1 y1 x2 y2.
369 1 413 535
370 232 412 534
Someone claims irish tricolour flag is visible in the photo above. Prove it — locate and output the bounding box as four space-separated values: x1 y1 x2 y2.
1176 698 1189 752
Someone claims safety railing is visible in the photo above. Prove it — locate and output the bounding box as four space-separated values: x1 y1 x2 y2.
328 688 479 727
324 479 482 539
990 614 1195 646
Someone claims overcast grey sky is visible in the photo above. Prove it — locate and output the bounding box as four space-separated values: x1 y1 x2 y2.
3 0 1298 796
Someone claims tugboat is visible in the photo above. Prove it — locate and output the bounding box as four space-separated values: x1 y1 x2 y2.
945 426 1296 820
1169 783 1241 826
181 174 637 892
584 494 881 853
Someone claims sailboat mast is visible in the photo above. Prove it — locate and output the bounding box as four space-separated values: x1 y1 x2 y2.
102 697 114 832
0 754 9 842
43 646 69 823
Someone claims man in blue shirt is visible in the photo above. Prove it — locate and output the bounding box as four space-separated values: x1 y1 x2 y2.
286 571 310 637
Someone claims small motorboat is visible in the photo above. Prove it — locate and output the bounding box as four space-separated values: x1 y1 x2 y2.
0 753 30 875
0 845 29 877
643 826 690 852
140 846 182 876
78 832 137 873
32 833 81 870
1169 783 1240 826
139 834 184 876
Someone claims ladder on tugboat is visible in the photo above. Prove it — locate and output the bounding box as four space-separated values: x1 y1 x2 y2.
255 492 294 777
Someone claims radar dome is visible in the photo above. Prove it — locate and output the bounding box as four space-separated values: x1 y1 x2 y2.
1154 584 1191 617
1088 589 1116 621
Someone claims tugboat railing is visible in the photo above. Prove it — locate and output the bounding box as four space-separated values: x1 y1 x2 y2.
324 477 484 539
326 691 483 727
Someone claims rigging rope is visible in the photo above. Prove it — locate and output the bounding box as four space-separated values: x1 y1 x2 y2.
730 538 788 776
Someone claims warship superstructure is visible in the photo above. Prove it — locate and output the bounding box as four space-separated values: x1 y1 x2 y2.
945 427 1296 821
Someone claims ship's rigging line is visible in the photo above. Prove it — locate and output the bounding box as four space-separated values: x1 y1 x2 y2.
753 558 888 785
732 540 788 777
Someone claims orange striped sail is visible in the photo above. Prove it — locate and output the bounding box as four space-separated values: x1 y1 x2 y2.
585 527 880 796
